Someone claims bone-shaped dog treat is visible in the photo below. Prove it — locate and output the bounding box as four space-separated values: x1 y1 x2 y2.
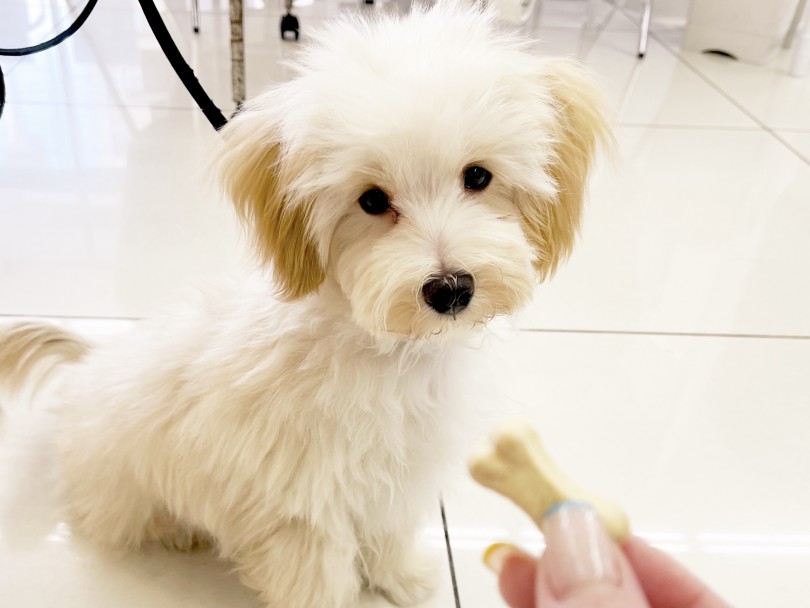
468 418 630 542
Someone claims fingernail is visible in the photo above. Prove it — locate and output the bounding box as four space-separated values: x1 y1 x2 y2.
483 542 519 575
541 503 620 600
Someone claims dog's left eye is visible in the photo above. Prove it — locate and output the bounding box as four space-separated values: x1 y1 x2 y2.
463 165 492 191
358 188 391 215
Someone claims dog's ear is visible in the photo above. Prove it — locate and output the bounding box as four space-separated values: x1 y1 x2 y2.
516 59 610 281
217 109 325 300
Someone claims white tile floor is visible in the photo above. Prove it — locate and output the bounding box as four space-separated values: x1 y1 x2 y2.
1 0 810 606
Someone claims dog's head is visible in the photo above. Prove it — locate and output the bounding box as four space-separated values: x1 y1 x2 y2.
218 2 608 340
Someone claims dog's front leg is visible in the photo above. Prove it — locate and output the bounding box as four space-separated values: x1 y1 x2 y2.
233 519 361 608
360 530 439 606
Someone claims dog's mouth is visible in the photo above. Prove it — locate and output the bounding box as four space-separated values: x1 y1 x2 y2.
377 301 497 342
348 256 534 342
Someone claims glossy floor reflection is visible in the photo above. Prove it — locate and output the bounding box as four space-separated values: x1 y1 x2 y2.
1 0 809 606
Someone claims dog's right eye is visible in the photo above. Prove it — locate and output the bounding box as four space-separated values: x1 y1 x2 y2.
358 188 391 215
463 165 492 191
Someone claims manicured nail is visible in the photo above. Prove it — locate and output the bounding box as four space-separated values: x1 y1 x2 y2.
483 542 519 575
541 503 620 600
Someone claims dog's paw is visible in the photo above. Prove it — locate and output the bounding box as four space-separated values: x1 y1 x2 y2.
158 528 214 552
372 550 439 606
145 513 214 552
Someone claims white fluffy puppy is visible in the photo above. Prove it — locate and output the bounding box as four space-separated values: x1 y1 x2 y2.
0 3 607 606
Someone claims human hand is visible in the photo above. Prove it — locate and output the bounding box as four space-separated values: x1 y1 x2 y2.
484 504 730 608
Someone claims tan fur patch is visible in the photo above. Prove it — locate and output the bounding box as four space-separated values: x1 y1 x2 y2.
0 322 88 393
517 59 611 281
217 113 325 300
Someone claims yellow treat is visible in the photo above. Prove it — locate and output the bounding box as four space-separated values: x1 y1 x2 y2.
467 418 630 542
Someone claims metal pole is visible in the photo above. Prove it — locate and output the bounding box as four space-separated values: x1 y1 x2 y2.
637 0 651 58
230 0 245 105
192 0 200 33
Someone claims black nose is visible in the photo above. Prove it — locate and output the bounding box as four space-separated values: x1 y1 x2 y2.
422 273 475 315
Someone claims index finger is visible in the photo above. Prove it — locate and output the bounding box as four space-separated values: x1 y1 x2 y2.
497 549 537 608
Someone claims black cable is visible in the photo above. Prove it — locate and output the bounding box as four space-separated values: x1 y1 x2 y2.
440 498 462 608
0 65 5 120
0 0 99 119
136 0 227 130
0 0 227 131
0 0 99 56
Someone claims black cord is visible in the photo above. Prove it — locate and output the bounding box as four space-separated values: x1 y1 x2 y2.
0 0 99 119
0 0 227 131
440 498 462 608
0 0 99 56
136 0 227 130
0 65 5 120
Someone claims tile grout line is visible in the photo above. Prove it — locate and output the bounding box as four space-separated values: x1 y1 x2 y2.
0 99 225 112
767 128 810 133
1 102 792 131
0 108 799 133
661 50 810 165
440 497 462 608
630 14 810 167
519 327 810 341
617 122 764 132
0 313 141 322
4 314 809 341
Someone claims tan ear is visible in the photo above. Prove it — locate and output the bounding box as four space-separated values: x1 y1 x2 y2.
217 111 325 300
517 59 610 280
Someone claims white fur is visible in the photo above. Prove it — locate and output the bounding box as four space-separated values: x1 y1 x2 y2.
56 281 464 605
0 3 607 606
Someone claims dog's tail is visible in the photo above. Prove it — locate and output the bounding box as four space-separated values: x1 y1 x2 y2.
0 322 89 403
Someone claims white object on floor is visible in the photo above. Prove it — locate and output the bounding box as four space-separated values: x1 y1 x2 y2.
486 0 537 24
637 0 651 58
683 0 802 64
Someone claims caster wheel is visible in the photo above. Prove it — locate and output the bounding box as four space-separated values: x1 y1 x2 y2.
281 13 300 41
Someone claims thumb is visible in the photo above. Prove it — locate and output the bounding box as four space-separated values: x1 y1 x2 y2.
535 503 649 608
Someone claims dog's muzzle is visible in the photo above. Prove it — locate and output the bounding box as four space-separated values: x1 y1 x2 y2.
421 272 474 316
